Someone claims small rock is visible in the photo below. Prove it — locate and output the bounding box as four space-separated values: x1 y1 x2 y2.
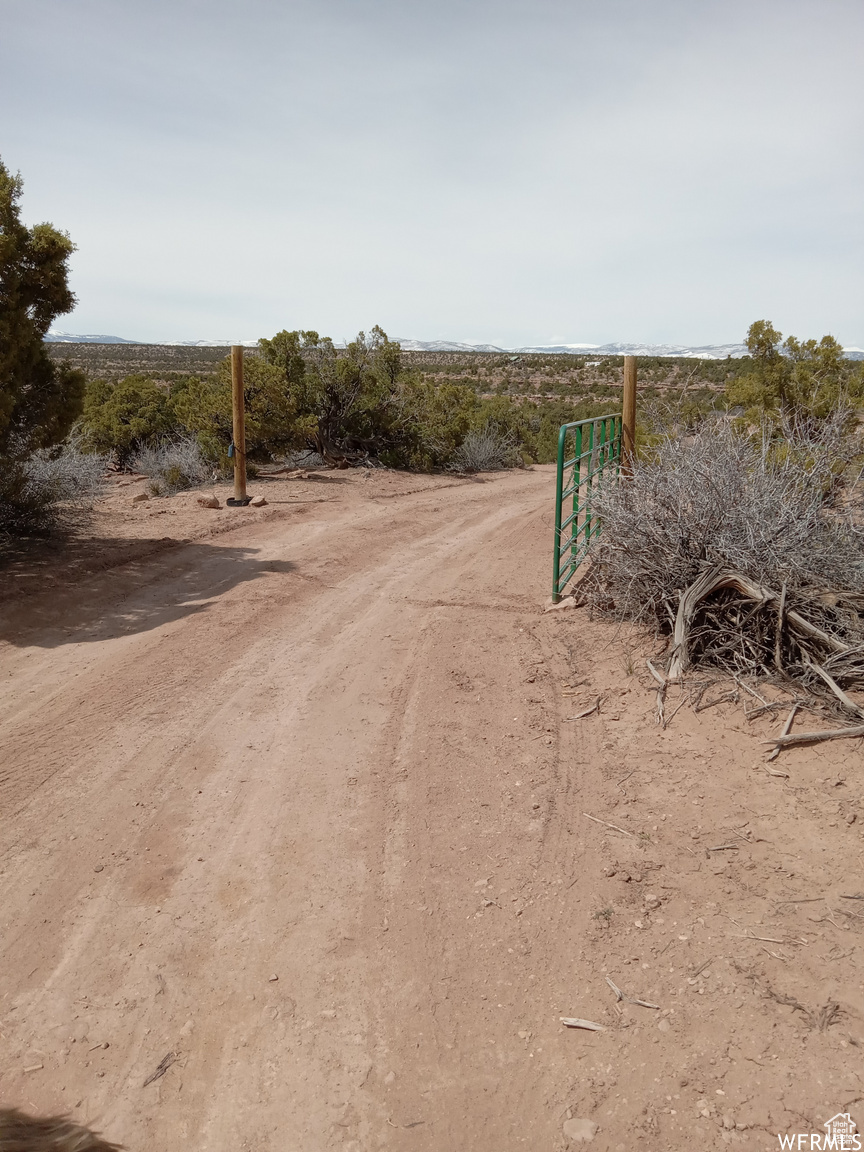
544 596 579 613
384 1070 396 1085
847 813 857 825
197 494 220 509
657 1019 671 1032
249 494 267 507
268 974 279 982
631 872 643 883
563 1117 598 1144
131 492 149 503
644 893 662 910
94 865 104 872
616 872 631 883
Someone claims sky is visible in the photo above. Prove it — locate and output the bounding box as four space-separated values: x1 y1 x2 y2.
1 0 862 347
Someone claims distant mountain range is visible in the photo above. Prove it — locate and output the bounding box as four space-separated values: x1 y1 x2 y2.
394 338 756 359
45 331 864 360
45 332 261 347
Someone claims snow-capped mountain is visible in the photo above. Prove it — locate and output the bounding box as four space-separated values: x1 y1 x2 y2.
395 339 516 353
45 332 260 347
44 331 864 360
397 339 751 359
162 339 261 348
45 332 139 344
550 341 751 360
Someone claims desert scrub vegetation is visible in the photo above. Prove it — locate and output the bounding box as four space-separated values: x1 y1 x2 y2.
77 375 182 466
132 438 210 495
58 317 864 498
172 357 296 469
257 326 595 469
70 325 791 478
0 445 107 537
586 413 864 714
727 320 864 423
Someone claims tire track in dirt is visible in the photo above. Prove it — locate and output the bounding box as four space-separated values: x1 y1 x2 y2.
0 469 557 1151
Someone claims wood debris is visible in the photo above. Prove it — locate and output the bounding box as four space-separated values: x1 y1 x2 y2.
560 1017 606 1031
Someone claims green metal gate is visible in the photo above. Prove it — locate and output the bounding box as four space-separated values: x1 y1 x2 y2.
552 413 622 601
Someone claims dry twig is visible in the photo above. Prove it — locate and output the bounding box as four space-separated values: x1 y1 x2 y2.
143 1052 176 1087
582 812 633 837
605 976 660 1010
764 725 864 750
767 704 799 761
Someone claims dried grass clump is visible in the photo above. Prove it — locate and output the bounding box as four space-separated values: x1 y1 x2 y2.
132 437 209 495
448 424 519 473
587 416 864 712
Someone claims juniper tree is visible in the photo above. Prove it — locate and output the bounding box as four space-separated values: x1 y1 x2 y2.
0 157 85 463
727 319 863 420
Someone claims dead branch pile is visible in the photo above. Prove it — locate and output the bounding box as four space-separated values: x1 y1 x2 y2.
588 418 864 714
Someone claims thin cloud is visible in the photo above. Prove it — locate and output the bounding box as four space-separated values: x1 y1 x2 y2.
1 0 861 345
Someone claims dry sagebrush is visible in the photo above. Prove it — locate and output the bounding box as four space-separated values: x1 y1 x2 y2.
131 437 210 495
587 417 864 706
448 424 519 473
0 1108 122 1152
0 446 108 538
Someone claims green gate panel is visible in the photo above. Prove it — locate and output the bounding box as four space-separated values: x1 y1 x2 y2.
552 414 621 602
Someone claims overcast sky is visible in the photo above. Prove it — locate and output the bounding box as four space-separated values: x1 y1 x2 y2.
1 0 862 346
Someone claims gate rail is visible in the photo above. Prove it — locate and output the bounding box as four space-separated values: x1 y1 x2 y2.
552 413 622 601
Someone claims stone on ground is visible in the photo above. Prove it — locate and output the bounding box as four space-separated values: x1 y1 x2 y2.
563 1118 598 1144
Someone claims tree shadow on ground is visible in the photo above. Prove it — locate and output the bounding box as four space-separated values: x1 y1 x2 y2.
0 534 295 649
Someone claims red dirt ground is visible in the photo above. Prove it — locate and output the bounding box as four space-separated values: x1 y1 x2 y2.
1 467 862 1151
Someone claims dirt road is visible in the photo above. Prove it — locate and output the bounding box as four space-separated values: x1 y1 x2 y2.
1 468 862 1152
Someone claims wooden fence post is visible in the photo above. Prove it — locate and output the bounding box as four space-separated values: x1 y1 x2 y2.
231 345 247 503
622 355 637 475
